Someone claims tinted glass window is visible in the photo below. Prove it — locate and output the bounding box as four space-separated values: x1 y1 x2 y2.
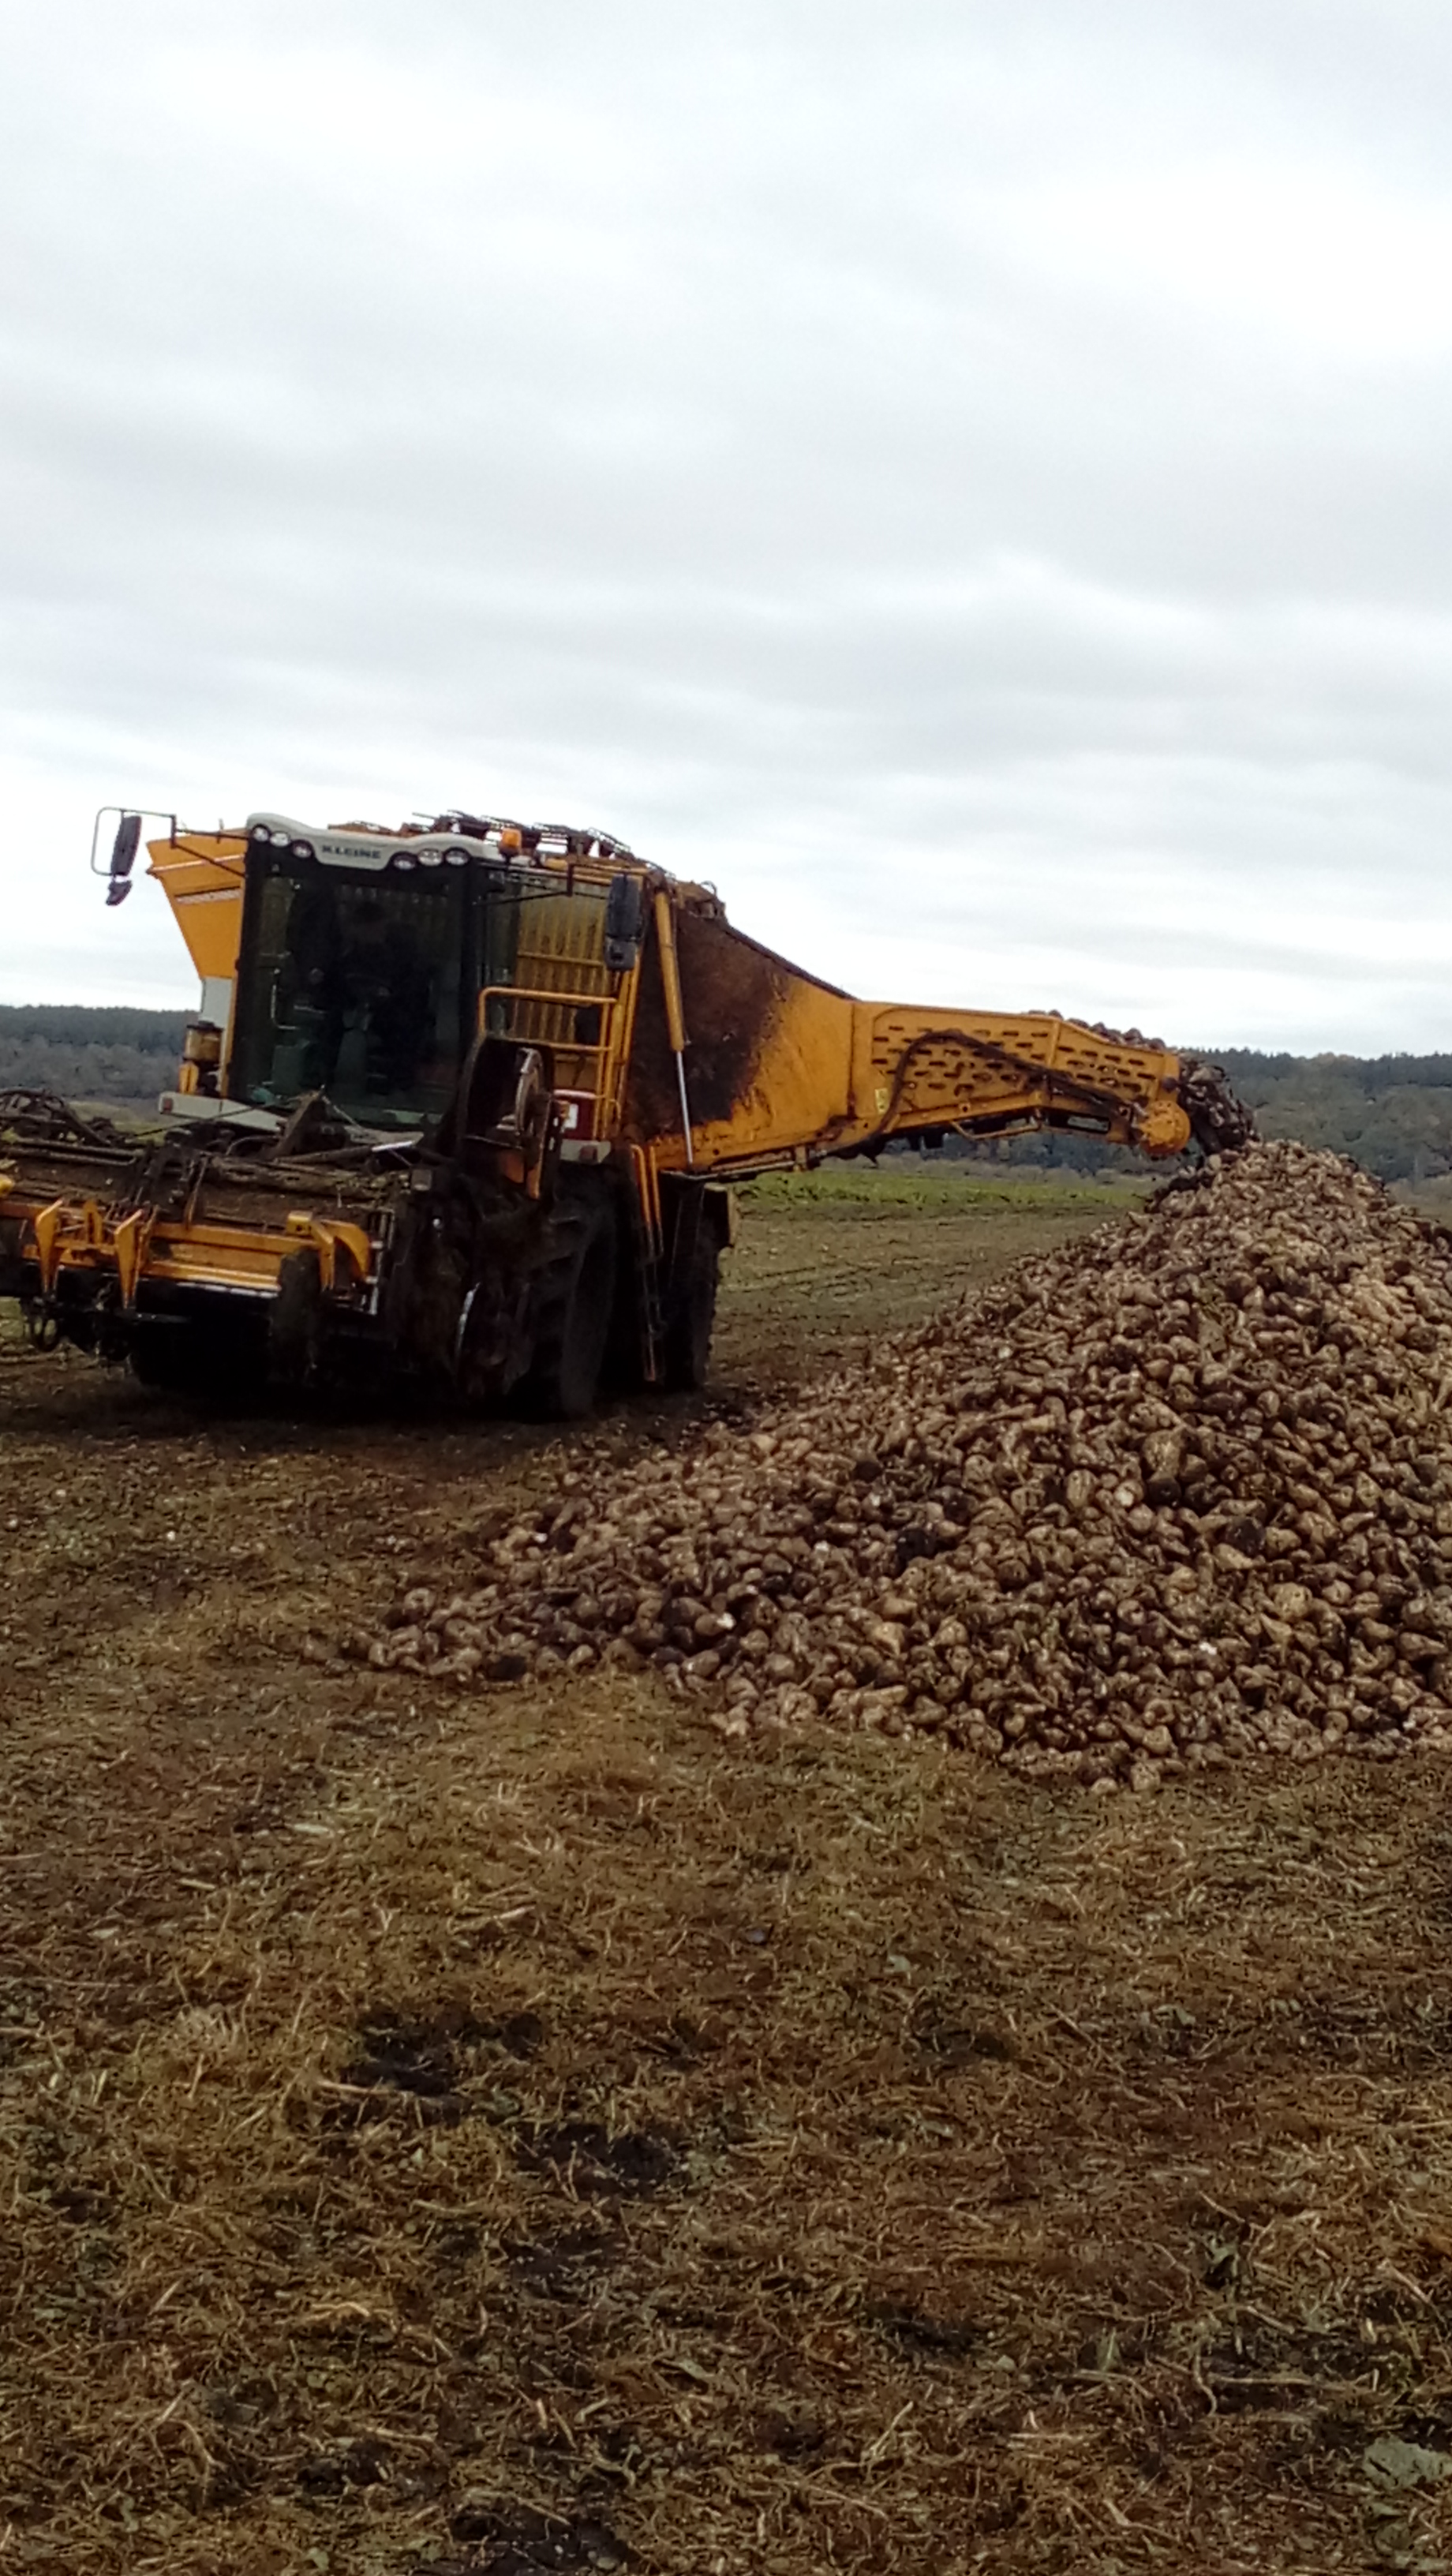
233 868 470 1125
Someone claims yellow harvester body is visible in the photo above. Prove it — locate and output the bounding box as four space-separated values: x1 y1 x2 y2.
0 808 1248 1409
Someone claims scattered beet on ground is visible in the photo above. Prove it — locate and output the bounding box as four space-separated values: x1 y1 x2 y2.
7 1170 1452 2573
359 1144 1452 1787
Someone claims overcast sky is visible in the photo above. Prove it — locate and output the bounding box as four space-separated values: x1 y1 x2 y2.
3 0 1452 1049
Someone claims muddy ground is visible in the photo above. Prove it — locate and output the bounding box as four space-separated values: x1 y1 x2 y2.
6 1170 1452 2574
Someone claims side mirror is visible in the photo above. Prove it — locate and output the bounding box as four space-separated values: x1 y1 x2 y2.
105 813 141 908
604 871 646 972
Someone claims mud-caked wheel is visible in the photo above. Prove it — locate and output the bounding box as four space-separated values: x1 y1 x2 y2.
662 1225 720 1393
522 1196 619 1420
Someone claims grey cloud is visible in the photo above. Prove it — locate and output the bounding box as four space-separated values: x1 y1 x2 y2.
4 0 1452 1050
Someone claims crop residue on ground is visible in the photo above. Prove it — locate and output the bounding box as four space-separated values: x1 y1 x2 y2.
7 1166 1452 2570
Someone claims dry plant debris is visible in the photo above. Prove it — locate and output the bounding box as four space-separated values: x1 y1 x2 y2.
9 1196 1452 2570
12 1664 1452 2576
357 1143 1452 1788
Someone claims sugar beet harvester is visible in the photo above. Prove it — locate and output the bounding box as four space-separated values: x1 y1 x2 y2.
0 808 1252 1413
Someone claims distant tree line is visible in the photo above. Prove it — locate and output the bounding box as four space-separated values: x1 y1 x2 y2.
1213 1050 1452 1183
0 1005 189 1108
7 1007 1452 1183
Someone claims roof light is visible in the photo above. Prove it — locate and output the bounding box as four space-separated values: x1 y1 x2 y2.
290 837 316 860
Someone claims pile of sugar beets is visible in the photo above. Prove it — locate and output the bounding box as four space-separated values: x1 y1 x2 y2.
350 1142 1452 1788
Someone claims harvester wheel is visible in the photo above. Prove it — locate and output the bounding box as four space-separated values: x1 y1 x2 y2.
663 1226 720 1393
524 1199 618 1420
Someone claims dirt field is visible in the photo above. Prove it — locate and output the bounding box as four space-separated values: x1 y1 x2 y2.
6 1170 1452 2574
707 1168 1144 1394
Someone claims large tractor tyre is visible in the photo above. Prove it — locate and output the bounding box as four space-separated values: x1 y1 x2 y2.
522 1200 619 1421
662 1224 720 1394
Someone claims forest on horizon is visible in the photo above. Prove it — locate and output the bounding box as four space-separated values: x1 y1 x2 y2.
5 1006 1452 1185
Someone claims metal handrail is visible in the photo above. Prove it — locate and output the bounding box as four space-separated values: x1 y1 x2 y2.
477 983 618 1048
